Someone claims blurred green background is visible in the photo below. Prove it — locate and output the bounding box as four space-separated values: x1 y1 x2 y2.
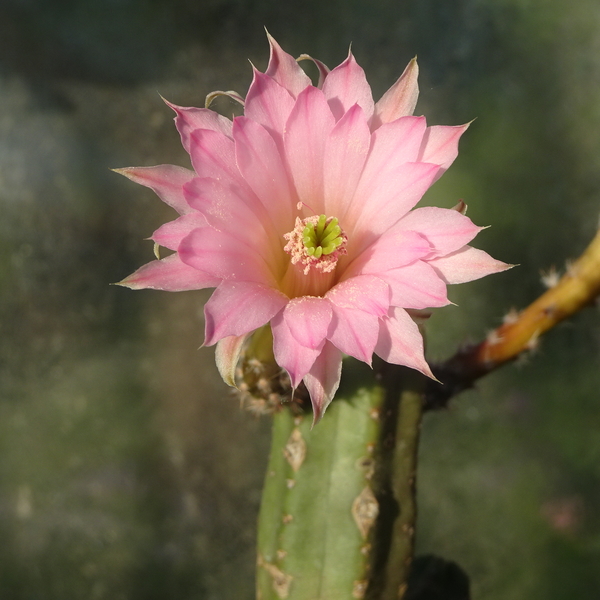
1 0 600 598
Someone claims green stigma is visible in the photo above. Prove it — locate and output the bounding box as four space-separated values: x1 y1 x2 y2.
302 215 344 258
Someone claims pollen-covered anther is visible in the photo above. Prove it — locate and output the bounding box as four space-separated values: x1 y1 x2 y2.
284 214 347 275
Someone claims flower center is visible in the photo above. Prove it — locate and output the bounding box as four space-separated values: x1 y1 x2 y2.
284 214 348 275
303 214 344 257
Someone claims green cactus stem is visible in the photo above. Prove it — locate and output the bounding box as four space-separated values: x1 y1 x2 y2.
256 367 385 600
380 372 424 599
256 363 426 600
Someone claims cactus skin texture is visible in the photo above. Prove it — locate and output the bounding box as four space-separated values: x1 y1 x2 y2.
257 378 385 600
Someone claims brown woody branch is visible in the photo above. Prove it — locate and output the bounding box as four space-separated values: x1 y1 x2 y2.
425 228 600 410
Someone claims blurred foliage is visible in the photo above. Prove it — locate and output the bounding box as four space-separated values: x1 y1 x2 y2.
1 0 600 598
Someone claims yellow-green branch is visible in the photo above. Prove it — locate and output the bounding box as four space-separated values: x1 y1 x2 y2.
427 228 600 408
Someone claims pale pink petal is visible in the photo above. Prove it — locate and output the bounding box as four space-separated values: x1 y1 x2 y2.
323 104 371 217
189 129 245 186
283 296 333 349
265 32 312 97
353 117 427 194
322 51 375 122
344 230 433 279
163 98 233 153
326 274 390 316
117 253 219 291
303 342 343 424
375 307 434 378
380 261 450 309
350 162 440 241
393 207 483 256
417 123 470 181
371 57 419 129
114 165 195 215
428 245 513 284
325 275 390 363
244 69 296 146
152 212 207 251
183 177 281 263
205 90 245 107
328 306 380 364
284 86 335 211
233 116 296 229
297 54 330 88
179 227 276 285
183 177 260 228
204 281 288 346
271 309 322 387
215 333 252 387
344 116 429 227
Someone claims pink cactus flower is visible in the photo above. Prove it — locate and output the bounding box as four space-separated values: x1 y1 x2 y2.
117 34 509 422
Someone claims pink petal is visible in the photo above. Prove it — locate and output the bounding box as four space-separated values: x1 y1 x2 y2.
117 253 219 291
163 98 233 154
271 309 322 387
303 342 343 424
265 33 312 97
183 177 280 263
327 305 380 364
215 333 252 387
371 57 419 129
205 90 245 107
297 53 330 88
344 116 429 227
233 116 296 229
323 104 371 217
375 307 434 378
325 275 390 363
204 281 288 346
244 69 296 148
283 296 333 349
322 51 374 122
350 162 440 241
344 230 433 278
381 261 450 309
428 245 513 284
114 165 195 215
354 117 427 192
152 212 207 251
179 227 276 285
417 123 470 181
189 129 245 186
284 86 335 211
326 274 390 316
393 207 483 256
